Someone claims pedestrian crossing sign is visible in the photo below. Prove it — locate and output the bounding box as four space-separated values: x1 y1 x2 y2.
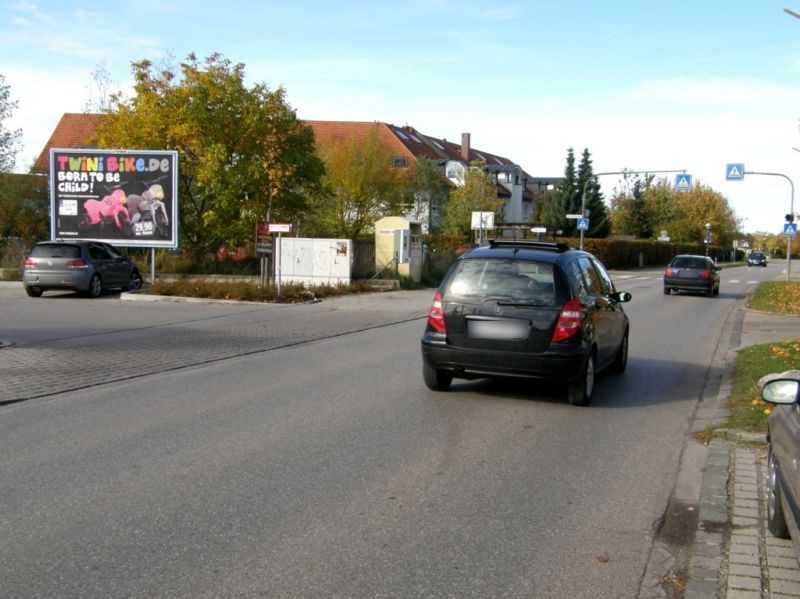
675 174 692 191
577 218 589 231
784 222 798 237
726 163 745 180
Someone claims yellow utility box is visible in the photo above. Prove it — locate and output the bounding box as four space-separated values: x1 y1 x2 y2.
375 216 423 282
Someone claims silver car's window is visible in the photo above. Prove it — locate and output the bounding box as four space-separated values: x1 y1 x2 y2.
89 244 111 260
105 245 124 259
30 244 80 259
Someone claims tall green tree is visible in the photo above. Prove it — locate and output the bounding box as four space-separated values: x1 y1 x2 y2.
611 175 738 244
442 163 502 237
575 148 609 238
541 148 577 234
0 74 22 173
93 53 324 256
305 124 410 238
609 173 654 238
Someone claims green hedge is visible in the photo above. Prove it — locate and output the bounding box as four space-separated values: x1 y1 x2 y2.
422 235 718 271
580 239 715 268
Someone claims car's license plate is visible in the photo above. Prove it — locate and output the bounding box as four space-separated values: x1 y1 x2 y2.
468 319 529 340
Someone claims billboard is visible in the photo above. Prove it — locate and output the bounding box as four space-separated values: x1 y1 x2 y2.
50 149 179 248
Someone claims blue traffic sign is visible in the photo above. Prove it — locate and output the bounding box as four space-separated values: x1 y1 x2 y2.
577 218 590 231
784 222 798 237
726 163 745 180
675 174 692 190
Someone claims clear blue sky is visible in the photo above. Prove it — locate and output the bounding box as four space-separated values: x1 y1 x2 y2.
3 0 800 233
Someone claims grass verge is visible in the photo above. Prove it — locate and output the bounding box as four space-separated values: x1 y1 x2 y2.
723 281 800 435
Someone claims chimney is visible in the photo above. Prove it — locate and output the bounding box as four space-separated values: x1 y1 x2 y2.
461 132 470 162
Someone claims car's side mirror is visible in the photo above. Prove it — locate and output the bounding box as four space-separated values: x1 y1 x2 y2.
612 291 632 303
760 378 800 405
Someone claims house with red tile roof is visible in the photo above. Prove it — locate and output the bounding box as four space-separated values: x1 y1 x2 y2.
33 114 558 234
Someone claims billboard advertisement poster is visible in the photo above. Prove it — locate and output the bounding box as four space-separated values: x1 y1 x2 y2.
50 148 179 248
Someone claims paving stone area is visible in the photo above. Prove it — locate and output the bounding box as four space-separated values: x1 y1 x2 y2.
0 291 429 404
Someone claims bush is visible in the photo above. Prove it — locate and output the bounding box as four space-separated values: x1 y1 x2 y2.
145 278 384 302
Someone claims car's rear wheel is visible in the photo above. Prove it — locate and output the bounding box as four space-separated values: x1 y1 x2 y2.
663 286 671 295
767 449 790 538
608 331 628 375
706 285 714 297
24 285 43 297
567 353 594 406
87 274 102 298
423 362 453 391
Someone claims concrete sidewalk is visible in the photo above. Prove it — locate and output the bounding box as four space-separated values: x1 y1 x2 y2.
686 308 800 598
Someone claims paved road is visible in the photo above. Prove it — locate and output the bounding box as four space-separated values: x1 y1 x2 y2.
0 265 794 597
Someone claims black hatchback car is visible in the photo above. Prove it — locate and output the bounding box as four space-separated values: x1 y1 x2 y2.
421 240 631 406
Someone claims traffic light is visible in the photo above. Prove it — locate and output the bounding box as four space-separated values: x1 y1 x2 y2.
786 213 796 222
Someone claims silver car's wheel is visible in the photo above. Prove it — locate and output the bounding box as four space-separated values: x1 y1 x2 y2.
567 353 594 406
87 274 102 298
767 449 790 538
24 285 43 297
127 271 143 291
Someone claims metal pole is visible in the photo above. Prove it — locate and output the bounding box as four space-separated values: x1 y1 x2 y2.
744 171 793 282
150 248 155 284
276 232 282 297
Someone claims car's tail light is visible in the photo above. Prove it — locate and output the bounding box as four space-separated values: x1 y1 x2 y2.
551 299 583 343
24 258 36 269
701 270 712 279
665 268 675 276
427 292 446 334
66 259 89 269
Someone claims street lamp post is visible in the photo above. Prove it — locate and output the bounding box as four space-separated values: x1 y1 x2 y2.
705 223 711 256
743 170 794 282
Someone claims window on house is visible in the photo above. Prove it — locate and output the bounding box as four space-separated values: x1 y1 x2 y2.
393 157 409 168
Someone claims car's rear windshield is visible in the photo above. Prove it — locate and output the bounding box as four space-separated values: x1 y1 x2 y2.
751 252 765 258
444 259 564 306
29 244 81 259
671 257 708 269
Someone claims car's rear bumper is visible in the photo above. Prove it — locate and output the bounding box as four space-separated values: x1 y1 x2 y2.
663 277 714 291
22 270 91 291
421 333 588 382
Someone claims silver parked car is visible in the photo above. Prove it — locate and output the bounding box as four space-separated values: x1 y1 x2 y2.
760 371 800 562
23 240 143 298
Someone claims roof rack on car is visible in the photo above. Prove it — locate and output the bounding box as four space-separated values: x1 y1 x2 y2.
487 239 572 253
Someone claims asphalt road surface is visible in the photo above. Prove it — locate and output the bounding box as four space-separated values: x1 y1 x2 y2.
0 264 779 597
